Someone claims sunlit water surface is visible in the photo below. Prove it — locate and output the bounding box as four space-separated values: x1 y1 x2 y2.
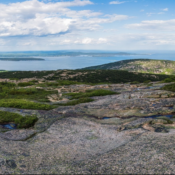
1 51 175 71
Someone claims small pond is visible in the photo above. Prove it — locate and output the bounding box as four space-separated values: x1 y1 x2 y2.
103 117 112 119
0 123 17 129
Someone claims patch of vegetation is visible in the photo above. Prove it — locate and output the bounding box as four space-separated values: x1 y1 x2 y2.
156 116 173 124
0 69 170 84
147 83 153 87
58 98 94 106
0 82 16 88
143 80 151 84
18 82 35 87
0 99 54 110
65 89 118 100
9 78 19 80
0 70 55 79
57 80 83 86
65 70 169 84
163 76 175 83
0 111 38 129
130 81 140 84
81 59 175 75
161 83 175 92
38 80 83 87
0 86 57 102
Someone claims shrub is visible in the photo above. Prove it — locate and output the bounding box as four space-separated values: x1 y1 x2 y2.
0 111 38 129
0 99 54 110
161 83 175 92
9 88 37 95
0 82 16 88
18 82 35 87
65 89 118 100
143 80 151 84
163 76 175 83
0 87 57 103
58 98 94 106
130 81 140 84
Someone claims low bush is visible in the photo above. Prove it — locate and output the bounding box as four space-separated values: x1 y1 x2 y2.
65 89 118 100
130 81 140 84
0 111 38 129
162 76 175 83
39 80 83 87
0 87 57 103
0 99 54 110
58 97 94 106
161 83 175 92
9 88 37 95
18 82 35 87
0 82 16 87
143 80 151 84
57 80 82 86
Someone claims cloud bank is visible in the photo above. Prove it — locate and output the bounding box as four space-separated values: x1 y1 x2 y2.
0 0 128 37
109 1 126 5
126 19 175 31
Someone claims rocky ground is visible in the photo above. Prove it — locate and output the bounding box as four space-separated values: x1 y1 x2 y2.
1 81 175 174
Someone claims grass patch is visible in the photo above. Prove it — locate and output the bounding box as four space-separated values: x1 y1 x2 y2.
161 83 175 92
162 76 175 83
65 89 118 100
0 82 16 88
38 80 84 87
8 88 37 95
0 111 38 129
18 82 35 87
57 80 83 86
58 98 94 106
143 80 151 84
130 81 140 84
0 99 54 110
0 88 57 102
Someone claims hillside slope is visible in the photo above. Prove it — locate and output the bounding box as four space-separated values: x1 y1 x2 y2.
82 59 175 75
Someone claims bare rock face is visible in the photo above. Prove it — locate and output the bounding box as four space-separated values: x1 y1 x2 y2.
117 118 153 131
0 129 36 141
1 81 175 174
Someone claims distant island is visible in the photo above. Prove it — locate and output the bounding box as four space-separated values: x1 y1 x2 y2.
0 51 147 58
0 58 45 61
51 52 141 57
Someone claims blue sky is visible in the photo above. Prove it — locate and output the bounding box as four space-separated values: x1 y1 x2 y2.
0 0 175 51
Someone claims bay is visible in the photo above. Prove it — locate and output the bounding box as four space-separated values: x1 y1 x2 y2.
0 51 175 71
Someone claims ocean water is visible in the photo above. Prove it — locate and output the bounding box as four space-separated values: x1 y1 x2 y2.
0 51 175 71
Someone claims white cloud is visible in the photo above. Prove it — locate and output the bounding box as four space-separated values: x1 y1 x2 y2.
126 19 175 31
146 12 164 16
98 38 108 43
106 33 175 50
109 1 125 5
157 12 164 15
1 32 175 50
49 36 108 45
163 8 168 11
0 0 129 37
82 38 93 44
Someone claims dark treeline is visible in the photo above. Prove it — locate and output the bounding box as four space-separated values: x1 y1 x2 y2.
0 69 170 83
49 70 170 83
0 71 55 79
